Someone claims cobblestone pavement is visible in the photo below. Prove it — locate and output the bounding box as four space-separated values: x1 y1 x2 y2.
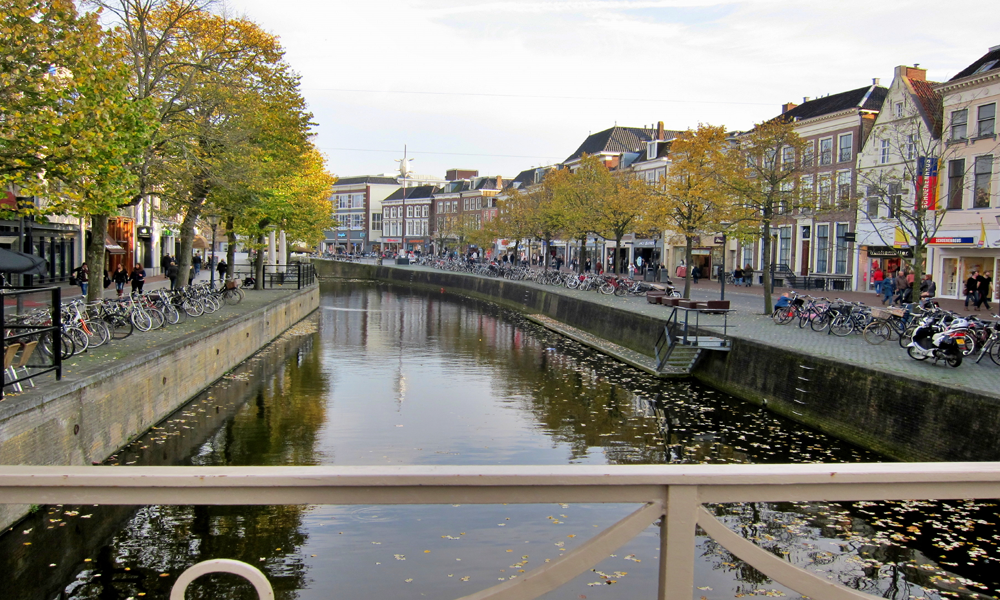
388 262 1000 400
2 286 305 399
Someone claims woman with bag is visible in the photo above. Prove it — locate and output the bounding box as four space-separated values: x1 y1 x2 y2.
71 263 89 297
129 263 146 294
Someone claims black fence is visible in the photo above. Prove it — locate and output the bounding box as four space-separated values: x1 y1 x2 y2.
234 262 316 290
1 285 62 398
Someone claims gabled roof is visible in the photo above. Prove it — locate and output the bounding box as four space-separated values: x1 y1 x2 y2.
781 85 888 122
630 139 673 165
333 176 400 187
474 176 503 191
509 166 556 189
564 126 681 163
908 78 943 138
383 185 439 201
949 45 1000 81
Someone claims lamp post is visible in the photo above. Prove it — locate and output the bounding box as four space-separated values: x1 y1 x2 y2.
206 213 220 289
718 224 731 301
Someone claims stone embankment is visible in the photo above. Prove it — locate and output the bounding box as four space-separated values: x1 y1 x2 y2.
0 286 319 530
314 259 1000 464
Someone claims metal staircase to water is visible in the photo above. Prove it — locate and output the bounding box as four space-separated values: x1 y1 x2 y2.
653 307 732 375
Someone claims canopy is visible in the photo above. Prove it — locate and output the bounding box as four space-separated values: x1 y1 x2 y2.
0 248 47 275
104 236 126 255
192 235 209 250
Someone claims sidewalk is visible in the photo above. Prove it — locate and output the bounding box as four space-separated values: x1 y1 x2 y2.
3 269 219 309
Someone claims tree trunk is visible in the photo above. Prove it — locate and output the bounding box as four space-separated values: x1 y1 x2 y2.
226 216 236 278
86 214 108 303
683 236 693 299
254 235 265 290
578 235 586 274
761 219 774 314
543 238 550 269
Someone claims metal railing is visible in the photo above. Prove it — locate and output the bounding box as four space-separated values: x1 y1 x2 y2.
4 463 999 599
1 285 62 397
234 262 317 290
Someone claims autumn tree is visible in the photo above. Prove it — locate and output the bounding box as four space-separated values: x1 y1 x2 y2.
719 120 809 313
549 157 612 273
648 124 732 298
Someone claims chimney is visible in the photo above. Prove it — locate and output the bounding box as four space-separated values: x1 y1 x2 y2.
905 65 927 81
496 175 503 189
872 77 880 86
803 97 810 103
782 102 798 114
657 121 665 141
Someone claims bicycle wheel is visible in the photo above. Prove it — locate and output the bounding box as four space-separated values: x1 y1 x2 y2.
830 315 854 337
68 326 89 353
131 308 154 332
990 339 1000 366
222 289 241 305
898 325 918 348
772 307 795 325
862 321 890 345
810 314 830 332
613 284 628 296
182 299 204 317
108 315 134 339
83 318 111 347
599 282 615 295
147 307 165 330
161 302 181 325
202 296 221 313
60 331 76 360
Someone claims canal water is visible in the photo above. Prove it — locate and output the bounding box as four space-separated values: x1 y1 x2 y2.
2 281 998 599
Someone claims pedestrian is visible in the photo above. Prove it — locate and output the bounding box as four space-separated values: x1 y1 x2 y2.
166 261 179 290
976 270 993 311
627 262 636 278
72 262 89 297
881 272 896 304
129 263 145 294
193 253 202 276
585 258 591 273
893 270 908 306
919 274 937 299
744 264 753 287
217 258 228 282
734 266 743 286
872 265 884 296
692 265 701 284
112 264 128 297
965 270 980 309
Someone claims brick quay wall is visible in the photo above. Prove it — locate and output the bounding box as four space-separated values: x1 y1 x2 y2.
0 286 319 531
315 259 1000 463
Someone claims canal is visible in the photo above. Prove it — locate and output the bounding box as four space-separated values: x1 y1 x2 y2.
1 281 997 599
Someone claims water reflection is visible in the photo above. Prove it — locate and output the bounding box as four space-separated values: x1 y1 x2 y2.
1 282 998 599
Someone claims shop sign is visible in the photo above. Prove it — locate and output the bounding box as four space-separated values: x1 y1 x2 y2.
137 226 152 238
633 239 656 247
927 237 974 245
713 236 724 244
916 157 939 210
337 232 347 238
383 238 401 243
867 245 912 258
691 249 711 255
161 229 174 236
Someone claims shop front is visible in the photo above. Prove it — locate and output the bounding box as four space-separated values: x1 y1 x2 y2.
863 245 912 290
380 237 402 255
932 238 999 299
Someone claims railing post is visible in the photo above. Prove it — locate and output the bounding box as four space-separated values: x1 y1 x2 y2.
658 485 698 599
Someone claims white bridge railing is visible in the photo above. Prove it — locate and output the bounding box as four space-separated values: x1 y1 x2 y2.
3 463 1000 600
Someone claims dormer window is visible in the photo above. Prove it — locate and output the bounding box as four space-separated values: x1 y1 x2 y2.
973 59 999 75
646 141 658 160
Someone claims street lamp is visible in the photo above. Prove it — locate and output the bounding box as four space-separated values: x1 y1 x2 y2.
206 213 221 288
718 224 731 301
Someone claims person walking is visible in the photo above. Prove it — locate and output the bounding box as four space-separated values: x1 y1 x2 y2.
166 261 179 290
112 264 128 297
965 270 980 309
72 263 89 297
881 272 896 304
872 265 884 296
893 270 908 306
744 264 753 287
919 274 937 299
129 263 145 294
192 253 202 276
733 266 743 286
692 264 701 284
216 258 228 283
976 270 993 311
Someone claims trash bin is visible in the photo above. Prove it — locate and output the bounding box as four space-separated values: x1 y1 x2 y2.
396 258 410 265
660 270 672 283
644 270 655 282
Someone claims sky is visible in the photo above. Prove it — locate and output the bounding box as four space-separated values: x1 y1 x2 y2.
224 0 998 181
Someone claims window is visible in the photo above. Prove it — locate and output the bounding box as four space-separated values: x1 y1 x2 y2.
880 139 890 164
781 146 794 167
437 202 442 212
835 223 848 274
802 142 815 167
800 175 815 207
741 245 754 271
818 174 832 208
887 182 902 218
974 155 993 208
338 195 349 209
422 205 429 217
778 227 791 266
351 194 364 209
764 148 776 170
837 171 852 204
978 103 996 137
895 102 904 118
383 209 389 220
406 206 413 218
838 133 853 162
819 138 833 165
952 109 968 140
801 226 810 240
646 141 657 160
973 59 999 75
865 186 879 217
816 224 829 272
906 134 916 160
350 213 364 229
948 158 965 209
778 181 792 214
451 201 458 213
372 214 382 231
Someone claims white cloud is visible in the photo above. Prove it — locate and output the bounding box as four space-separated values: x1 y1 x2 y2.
226 0 1000 178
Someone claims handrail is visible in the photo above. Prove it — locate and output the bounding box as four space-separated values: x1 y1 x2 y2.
4 463 1000 600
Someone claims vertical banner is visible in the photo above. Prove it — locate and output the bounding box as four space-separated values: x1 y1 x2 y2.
916 156 938 210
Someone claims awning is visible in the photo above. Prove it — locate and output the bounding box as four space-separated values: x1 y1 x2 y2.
105 236 126 255
193 235 209 250
0 248 47 275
